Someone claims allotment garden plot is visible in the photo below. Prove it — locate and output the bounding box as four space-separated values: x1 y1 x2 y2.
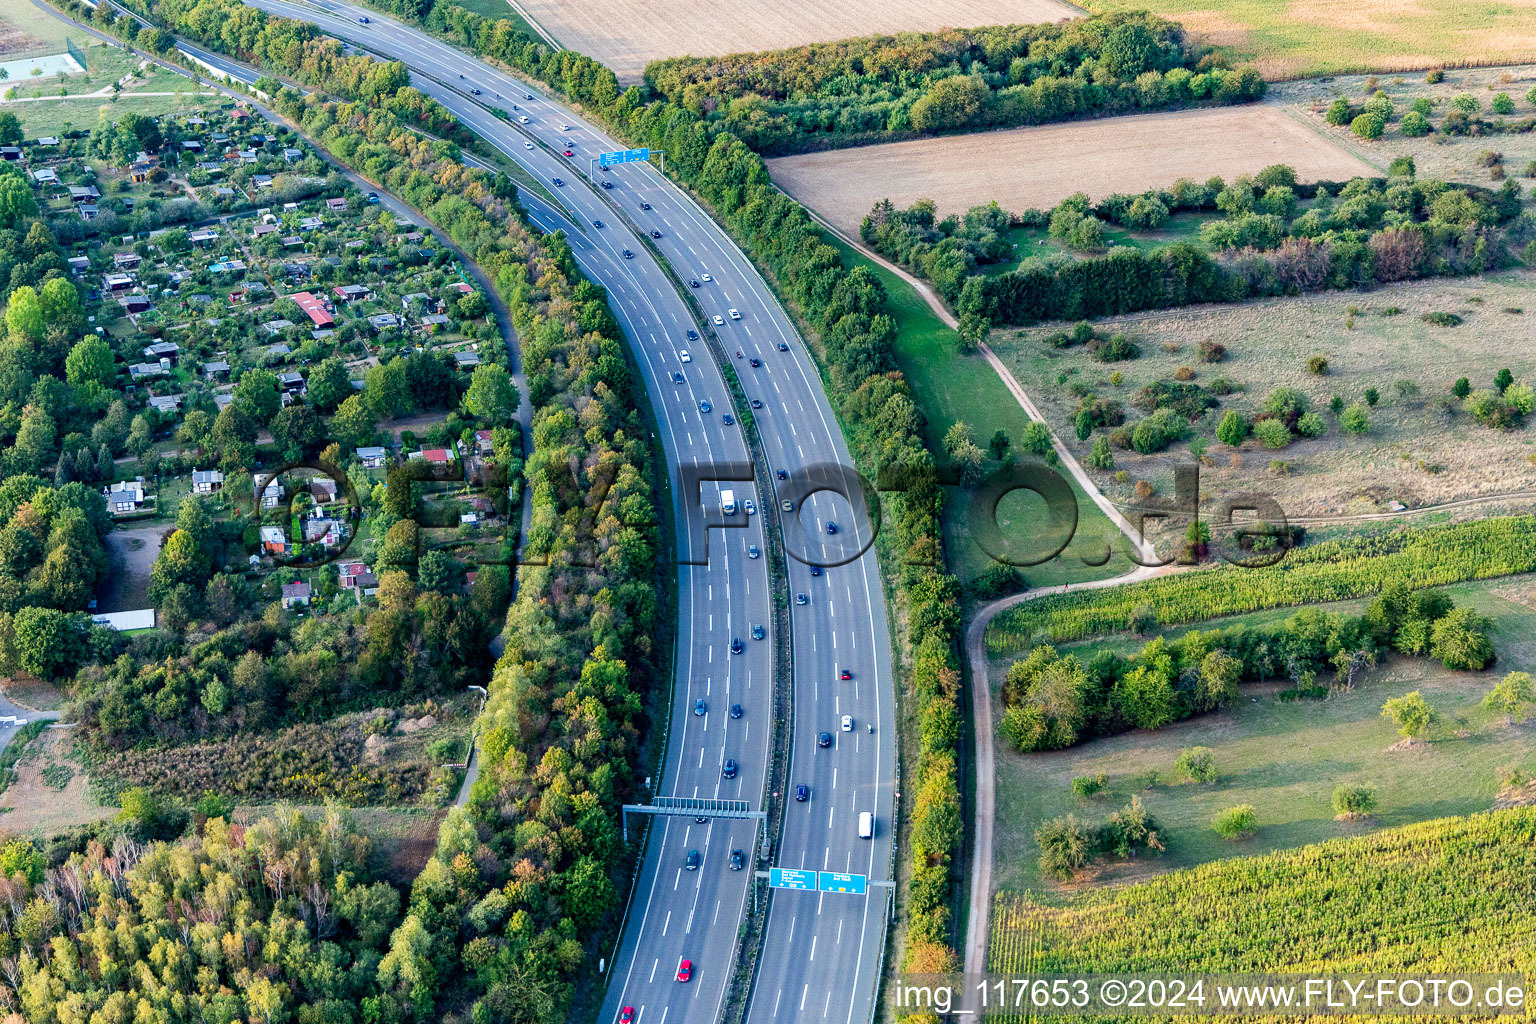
513 0 1080 81
768 105 1375 237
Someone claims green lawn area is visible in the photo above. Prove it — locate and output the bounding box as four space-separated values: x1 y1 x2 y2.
827 235 1133 592
11 91 217 140
1 0 85 50
990 574 1536 895
992 213 1211 274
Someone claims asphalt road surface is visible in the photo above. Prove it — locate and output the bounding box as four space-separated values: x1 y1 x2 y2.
235 4 898 1021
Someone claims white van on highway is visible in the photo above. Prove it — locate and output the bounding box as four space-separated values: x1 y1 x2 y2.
858 812 873 840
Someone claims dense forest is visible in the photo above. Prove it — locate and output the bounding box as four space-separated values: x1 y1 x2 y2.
642 13 1266 154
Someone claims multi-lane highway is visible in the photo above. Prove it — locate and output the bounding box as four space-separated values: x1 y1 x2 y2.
236 3 897 1020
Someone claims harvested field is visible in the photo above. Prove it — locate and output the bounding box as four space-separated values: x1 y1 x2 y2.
0 730 113 841
990 271 1536 522
769 106 1376 237
1084 0 1536 80
513 0 1080 81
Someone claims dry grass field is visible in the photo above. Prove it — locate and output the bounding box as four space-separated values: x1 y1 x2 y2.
769 106 1376 236
1084 0 1536 79
513 0 1080 81
1274 64 1536 185
991 271 1536 522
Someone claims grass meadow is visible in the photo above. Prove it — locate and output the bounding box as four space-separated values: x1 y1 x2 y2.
826 235 1135 593
1084 0 1536 79
987 575 1536 894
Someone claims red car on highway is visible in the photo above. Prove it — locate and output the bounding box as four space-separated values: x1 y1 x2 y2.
676 959 693 983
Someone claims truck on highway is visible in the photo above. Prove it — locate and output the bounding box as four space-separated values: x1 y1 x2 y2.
722 489 737 515
858 812 873 839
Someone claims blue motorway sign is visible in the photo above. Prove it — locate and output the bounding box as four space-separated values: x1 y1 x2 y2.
818 871 867 894
769 867 817 891
599 147 651 168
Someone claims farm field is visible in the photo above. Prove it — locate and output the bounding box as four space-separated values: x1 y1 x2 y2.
991 271 1536 522
987 575 1536 894
768 106 1376 237
1083 0 1536 80
514 0 1080 82
989 807 1536 981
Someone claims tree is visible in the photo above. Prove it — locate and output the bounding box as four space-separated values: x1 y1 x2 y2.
210 403 257 472
1482 671 1535 725
366 357 412 419
1381 690 1437 743
1174 746 1217 783
1087 435 1114 469
1429 607 1494 670
5 285 45 342
270 403 324 461
1495 367 1514 394
956 312 989 353
10 605 88 679
1452 377 1472 399
1340 403 1371 434
306 356 352 411
1331 782 1377 819
988 429 1010 460
1196 650 1242 710
1215 409 1248 446
0 838 44 884
332 393 377 449
233 368 281 425
65 336 115 390
462 363 520 424
0 112 20 146
0 173 38 230
1211 804 1257 840
1035 813 1095 880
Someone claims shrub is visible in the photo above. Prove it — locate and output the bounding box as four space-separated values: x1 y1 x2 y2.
1325 97 1352 125
1035 813 1097 879
1398 111 1431 136
1212 803 1257 840
1422 312 1462 327
1332 783 1377 818
1175 746 1217 783
1252 417 1293 448
1453 376 1472 398
1197 340 1225 363
1295 411 1327 438
1263 386 1310 419
1451 93 1480 113
1340 403 1372 434
1493 92 1516 115
1130 408 1184 453
1476 148 1503 168
1173 365 1195 381
1495 368 1514 393
1306 354 1329 375
1363 387 1380 406
1072 773 1108 799
1350 112 1385 139
1430 606 1495 670
1425 68 1444 84
1388 155 1417 178
1215 409 1248 446
1090 332 1141 363
1087 435 1114 469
